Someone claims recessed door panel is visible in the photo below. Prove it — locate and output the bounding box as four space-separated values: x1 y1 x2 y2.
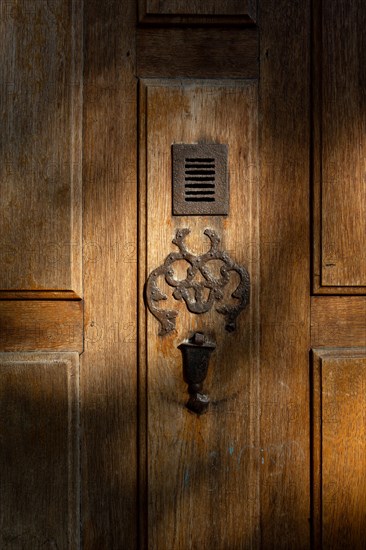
139 79 259 547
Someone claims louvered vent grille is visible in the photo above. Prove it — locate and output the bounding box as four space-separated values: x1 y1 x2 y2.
184 158 216 202
172 143 228 216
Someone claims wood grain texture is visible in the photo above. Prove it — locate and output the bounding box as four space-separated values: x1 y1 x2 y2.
140 79 259 548
259 0 310 546
139 0 256 23
0 300 83 352
146 0 256 15
0 291 80 299
0 352 79 548
313 0 366 291
311 297 366 348
312 349 366 549
137 28 258 79
81 1 138 548
0 0 83 295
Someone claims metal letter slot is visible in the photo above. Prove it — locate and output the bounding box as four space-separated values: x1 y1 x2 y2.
172 143 229 216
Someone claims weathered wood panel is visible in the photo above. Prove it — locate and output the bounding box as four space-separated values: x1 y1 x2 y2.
146 0 256 15
140 79 259 548
137 28 258 79
0 352 79 548
0 0 83 296
313 0 366 291
311 297 366 348
139 0 256 23
259 0 310 545
81 1 138 548
0 300 83 352
312 349 366 548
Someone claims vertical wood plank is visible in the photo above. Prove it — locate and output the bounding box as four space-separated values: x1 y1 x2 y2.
81 1 138 548
0 352 79 548
0 0 83 295
140 80 260 548
259 0 310 545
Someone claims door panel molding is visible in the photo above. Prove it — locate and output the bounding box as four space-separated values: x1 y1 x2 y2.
0 0 83 297
137 28 259 79
312 348 366 548
138 0 257 24
0 352 80 548
139 78 260 547
312 0 366 293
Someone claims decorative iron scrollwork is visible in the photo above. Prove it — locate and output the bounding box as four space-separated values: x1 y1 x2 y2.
145 228 250 335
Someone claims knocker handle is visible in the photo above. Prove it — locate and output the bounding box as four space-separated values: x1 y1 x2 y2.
178 332 216 415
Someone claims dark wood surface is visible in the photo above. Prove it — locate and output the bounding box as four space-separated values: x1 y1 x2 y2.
138 0 256 23
313 0 366 293
0 352 79 548
144 0 256 16
137 28 258 79
259 0 311 546
81 1 138 548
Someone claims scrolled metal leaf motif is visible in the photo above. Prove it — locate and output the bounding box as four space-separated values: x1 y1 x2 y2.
145 228 250 335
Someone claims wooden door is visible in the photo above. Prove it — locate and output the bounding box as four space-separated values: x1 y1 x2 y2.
0 1 365 548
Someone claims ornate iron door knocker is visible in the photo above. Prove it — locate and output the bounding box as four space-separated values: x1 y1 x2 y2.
145 228 250 413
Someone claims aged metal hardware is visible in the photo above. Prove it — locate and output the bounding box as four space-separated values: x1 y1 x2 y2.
172 143 229 216
145 228 250 335
178 332 216 414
